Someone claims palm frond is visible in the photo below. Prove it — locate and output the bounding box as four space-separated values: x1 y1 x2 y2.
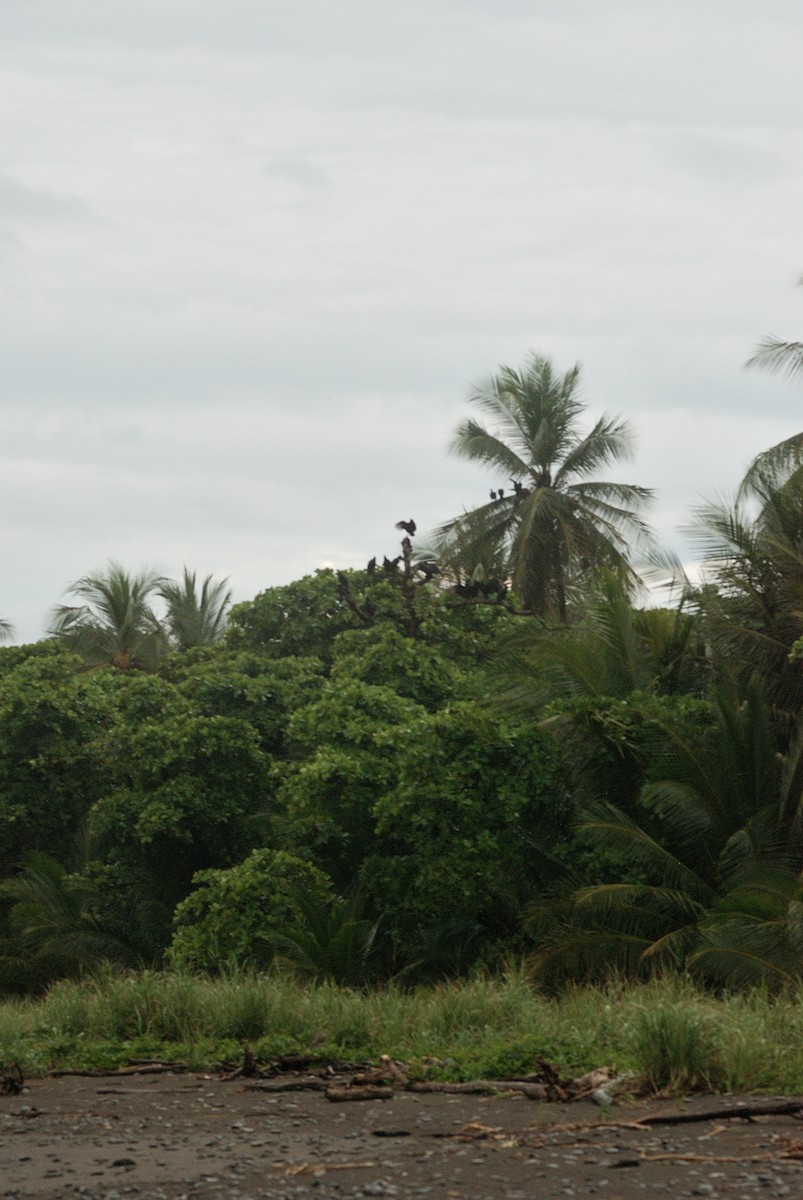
554 414 636 483
739 433 803 501
159 568 232 650
579 816 716 902
690 911 803 989
450 418 531 481
745 337 803 381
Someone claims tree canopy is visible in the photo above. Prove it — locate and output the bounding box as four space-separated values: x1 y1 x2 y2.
1 343 802 995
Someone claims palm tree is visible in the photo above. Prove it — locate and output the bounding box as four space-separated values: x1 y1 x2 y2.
0 853 130 987
159 568 232 651
497 572 704 716
439 354 653 620
0 616 13 643
261 890 381 986
529 681 803 990
49 562 168 670
687 450 803 730
743 284 803 488
738 432 803 498
0 847 170 988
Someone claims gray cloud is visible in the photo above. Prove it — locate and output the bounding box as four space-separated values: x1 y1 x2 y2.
2 1 803 643
0 173 90 223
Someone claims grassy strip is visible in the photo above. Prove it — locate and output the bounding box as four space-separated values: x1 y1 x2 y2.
2 968 803 1094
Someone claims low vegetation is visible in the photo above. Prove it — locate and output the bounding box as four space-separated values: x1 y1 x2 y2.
3 971 803 1096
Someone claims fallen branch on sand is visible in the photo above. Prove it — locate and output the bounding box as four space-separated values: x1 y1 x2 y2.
631 1100 803 1127
325 1085 393 1102
51 1063 188 1078
409 1080 549 1099
284 1161 377 1175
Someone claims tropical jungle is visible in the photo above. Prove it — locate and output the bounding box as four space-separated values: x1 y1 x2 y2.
2 347 803 1087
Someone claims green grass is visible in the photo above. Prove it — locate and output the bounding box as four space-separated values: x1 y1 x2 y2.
2 968 803 1094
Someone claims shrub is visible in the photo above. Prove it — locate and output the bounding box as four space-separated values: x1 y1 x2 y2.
167 849 332 972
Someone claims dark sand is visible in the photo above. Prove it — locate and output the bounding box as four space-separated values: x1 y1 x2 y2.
2 1073 802 1199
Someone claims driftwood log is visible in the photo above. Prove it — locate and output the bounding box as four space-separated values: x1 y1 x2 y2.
633 1101 803 1127
51 1063 188 1078
250 1078 330 1093
409 1080 549 1100
325 1085 394 1102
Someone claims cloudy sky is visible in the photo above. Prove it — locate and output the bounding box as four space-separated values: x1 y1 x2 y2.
2 0 802 643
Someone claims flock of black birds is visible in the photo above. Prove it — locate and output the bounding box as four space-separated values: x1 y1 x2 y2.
452 576 508 601
359 518 508 603
490 480 529 502
366 555 406 574
365 521 429 578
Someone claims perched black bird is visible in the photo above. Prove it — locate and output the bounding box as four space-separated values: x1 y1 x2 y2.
382 555 401 572
395 519 417 536
490 490 497 500
498 487 505 499
366 557 377 574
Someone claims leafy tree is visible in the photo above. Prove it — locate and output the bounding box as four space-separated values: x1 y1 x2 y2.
439 354 653 619
167 648 325 755
93 711 270 897
159 568 232 650
226 554 516 675
329 624 466 710
0 649 110 876
168 849 333 973
0 638 69 677
269 607 574 972
226 570 371 662
366 702 571 967
49 562 168 670
278 678 426 888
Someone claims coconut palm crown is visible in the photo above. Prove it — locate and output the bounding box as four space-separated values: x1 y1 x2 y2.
158 568 232 651
49 562 167 670
686 447 803 729
439 354 653 619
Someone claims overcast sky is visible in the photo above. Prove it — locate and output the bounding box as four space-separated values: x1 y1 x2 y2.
2 0 803 644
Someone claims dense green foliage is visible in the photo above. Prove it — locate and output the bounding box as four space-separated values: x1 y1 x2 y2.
168 849 334 972
1 349 802 998
1 553 571 988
